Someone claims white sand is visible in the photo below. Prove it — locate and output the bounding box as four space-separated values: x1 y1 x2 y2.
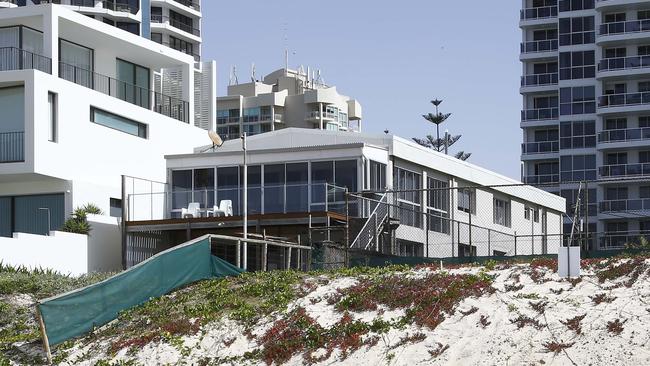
59 260 650 366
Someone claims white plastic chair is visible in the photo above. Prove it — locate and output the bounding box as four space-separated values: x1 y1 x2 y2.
208 200 233 217
181 202 201 218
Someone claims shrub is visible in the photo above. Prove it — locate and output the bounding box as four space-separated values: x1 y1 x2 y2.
61 203 104 235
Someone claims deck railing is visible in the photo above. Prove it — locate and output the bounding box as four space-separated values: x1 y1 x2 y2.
0 47 52 74
0 131 24 163
59 62 189 123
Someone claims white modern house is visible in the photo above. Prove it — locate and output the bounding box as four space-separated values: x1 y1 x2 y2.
520 0 650 249
123 128 565 265
217 67 363 141
0 4 214 275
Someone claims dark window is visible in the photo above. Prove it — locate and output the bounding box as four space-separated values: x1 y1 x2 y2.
151 32 163 44
560 86 596 115
560 154 596 182
559 50 595 80
110 198 122 218
559 16 595 45
116 22 139 35
90 107 147 138
559 0 594 12
560 120 595 149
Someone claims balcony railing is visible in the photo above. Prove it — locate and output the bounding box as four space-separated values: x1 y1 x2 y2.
59 62 189 123
170 0 200 11
523 174 559 184
151 15 200 36
0 131 24 163
600 231 650 249
520 39 558 54
101 1 140 14
600 20 650 36
306 111 339 120
521 73 558 87
127 183 348 221
599 128 650 143
600 199 650 213
599 163 650 178
598 55 650 72
0 47 51 74
521 107 559 121
520 6 558 20
598 92 650 108
155 40 200 61
521 141 559 155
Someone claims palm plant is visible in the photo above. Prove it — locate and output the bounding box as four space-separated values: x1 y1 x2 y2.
413 99 472 161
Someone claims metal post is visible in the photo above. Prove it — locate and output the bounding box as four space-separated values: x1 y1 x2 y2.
121 175 127 270
455 220 460 257
345 189 350 267
584 180 589 251
531 208 534 255
287 247 292 270
514 231 518 256
488 228 491 256
467 189 472 250
236 240 241 268
242 133 248 270
262 230 268 271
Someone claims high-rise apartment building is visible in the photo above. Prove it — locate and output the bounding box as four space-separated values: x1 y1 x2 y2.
520 0 650 249
1 0 213 129
217 67 363 140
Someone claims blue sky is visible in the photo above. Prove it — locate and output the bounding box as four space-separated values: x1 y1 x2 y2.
202 1 522 179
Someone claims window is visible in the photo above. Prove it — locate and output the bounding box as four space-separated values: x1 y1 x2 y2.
559 51 595 80
639 10 650 20
116 22 139 35
560 120 595 149
640 82 650 93
458 188 476 214
493 198 511 227
110 198 122 218
90 107 147 138
640 151 650 163
560 154 596 182
286 162 308 213
559 0 594 12
605 117 627 130
0 86 25 163
393 167 421 228
604 47 626 59
116 59 150 108
169 36 195 58
640 186 650 199
606 152 627 165
560 86 596 115
525 205 531 220
533 29 558 41
150 32 162 44
59 39 93 88
640 116 650 128
243 107 260 123
369 161 386 191
427 177 450 234
604 13 626 23
639 46 650 56
559 16 595 45
47 92 57 142
458 243 477 258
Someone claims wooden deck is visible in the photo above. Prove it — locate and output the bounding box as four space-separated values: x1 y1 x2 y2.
126 211 348 232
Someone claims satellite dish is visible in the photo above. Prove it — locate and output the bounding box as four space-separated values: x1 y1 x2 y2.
201 130 224 152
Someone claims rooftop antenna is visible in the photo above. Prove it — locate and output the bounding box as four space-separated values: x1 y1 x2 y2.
251 62 256 82
229 66 239 86
201 130 224 152
283 22 289 74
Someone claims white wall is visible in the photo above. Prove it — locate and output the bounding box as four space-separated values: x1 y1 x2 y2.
87 214 121 273
0 231 88 276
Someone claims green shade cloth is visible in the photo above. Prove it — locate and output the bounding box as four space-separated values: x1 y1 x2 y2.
38 236 243 346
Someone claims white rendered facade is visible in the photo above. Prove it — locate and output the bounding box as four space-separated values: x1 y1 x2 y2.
163 129 565 258
520 0 650 249
216 68 363 141
0 5 211 273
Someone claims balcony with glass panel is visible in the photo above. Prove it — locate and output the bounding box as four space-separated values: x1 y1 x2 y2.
520 72 558 93
521 107 559 123
600 199 650 213
599 163 650 178
150 15 201 39
598 127 650 149
521 141 560 158
598 92 650 113
598 56 650 77
598 19 650 44
520 39 558 60
520 5 558 23
522 174 560 185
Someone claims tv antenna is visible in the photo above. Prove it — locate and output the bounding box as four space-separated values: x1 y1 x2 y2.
229 66 238 86
201 130 224 152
